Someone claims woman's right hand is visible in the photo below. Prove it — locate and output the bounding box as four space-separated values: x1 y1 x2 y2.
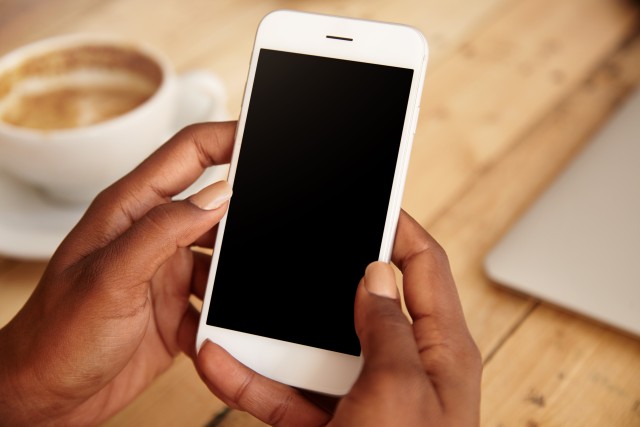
197 211 482 426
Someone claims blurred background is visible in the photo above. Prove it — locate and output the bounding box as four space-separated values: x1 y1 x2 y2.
1 0 639 426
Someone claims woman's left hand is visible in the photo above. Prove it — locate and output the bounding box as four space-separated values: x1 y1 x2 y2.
0 121 237 427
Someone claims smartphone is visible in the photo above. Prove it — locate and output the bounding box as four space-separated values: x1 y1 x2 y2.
196 9 428 396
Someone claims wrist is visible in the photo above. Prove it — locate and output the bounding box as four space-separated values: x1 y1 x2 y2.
0 325 31 426
0 313 111 427
0 323 63 426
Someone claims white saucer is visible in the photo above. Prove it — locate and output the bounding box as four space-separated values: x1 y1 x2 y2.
0 172 87 260
0 165 229 260
0 71 231 261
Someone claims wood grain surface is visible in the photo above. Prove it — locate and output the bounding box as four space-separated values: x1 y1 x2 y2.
1 0 639 426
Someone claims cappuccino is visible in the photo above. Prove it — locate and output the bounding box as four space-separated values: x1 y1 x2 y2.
0 45 162 130
0 34 227 205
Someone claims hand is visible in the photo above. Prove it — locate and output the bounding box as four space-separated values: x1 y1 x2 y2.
196 211 482 426
0 122 237 426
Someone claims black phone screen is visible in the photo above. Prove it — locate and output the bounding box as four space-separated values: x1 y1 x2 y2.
206 49 413 356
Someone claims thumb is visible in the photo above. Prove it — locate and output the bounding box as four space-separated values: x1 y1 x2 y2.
12 181 233 403
352 262 429 388
82 180 232 294
348 261 440 422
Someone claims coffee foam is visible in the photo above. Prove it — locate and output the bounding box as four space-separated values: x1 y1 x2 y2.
0 44 163 130
0 70 158 129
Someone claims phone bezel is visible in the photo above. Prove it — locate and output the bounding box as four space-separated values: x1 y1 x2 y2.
196 9 428 396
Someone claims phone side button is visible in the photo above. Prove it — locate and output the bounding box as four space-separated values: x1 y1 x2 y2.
411 106 420 135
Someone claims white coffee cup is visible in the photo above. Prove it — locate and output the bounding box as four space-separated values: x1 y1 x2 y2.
0 33 228 204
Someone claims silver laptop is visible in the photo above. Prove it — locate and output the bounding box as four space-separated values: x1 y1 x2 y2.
484 86 640 338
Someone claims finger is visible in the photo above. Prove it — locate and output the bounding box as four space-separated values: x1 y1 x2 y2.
197 341 332 427
190 250 212 300
352 262 439 407
192 223 219 248
392 210 468 336
82 181 232 301
178 303 201 360
392 211 482 417
61 121 237 261
126 121 236 202
297 390 339 415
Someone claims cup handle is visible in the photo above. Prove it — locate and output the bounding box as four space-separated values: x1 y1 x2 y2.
174 70 231 129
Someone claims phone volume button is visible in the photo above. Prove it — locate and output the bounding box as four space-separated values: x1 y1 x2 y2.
411 106 420 135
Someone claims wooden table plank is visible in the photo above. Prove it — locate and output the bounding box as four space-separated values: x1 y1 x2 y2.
174 0 516 113
375 0 515 66
403 0 639 225
1 1 639 426
456 24 640 427
0 0 99 53
482 306 640 426
430 24 640 356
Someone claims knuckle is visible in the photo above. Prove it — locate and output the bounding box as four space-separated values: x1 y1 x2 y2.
425 239 451 269
266 393 293 426
72 252 113 292
177 123 217 167
233 370 256 407
420 333 483 383
141 201 200 250
70 249 149 318
401 236 451 274
144 203 173 231
365 367 427 408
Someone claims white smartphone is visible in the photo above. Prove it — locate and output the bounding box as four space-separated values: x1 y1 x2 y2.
196 9 428 396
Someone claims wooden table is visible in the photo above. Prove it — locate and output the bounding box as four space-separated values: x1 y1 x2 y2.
2 1 640 426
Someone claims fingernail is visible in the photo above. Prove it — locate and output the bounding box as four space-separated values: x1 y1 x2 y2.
364 261 398 299
189 180 233 210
